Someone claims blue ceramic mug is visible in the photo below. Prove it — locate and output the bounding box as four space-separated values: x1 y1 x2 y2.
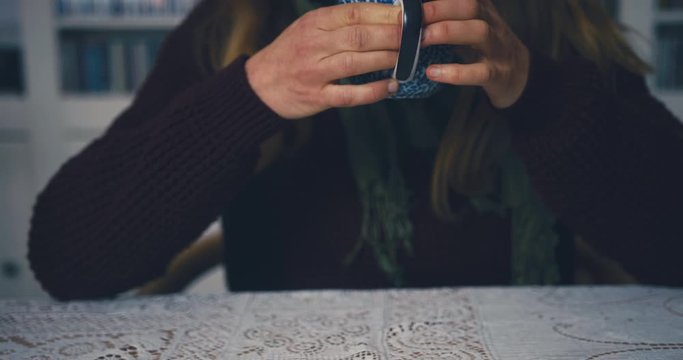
335 0 455 99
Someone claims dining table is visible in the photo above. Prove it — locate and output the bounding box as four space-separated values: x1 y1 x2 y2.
1 286 682 359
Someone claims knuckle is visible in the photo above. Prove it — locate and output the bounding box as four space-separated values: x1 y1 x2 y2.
298 11 315 28
385 7 396 24
347 26 368 50
474 20 490 41
462 0 479 18
344 5 362 25
368 85 382 102
393 24 402 46
451 68 462 83
382 51 396 66
305 91 322 107
300 64 319 83
435 22 451 40
424 2 436 21
338 89 355 107
323 91 334 107
341 53 356 74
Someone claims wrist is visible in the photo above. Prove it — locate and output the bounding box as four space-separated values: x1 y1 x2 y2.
245 55 289 119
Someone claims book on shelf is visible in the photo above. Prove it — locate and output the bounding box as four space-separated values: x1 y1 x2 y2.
60 39 80 92
656 24 683 90
656 35 669 89
128 40 148 91
108 41 127 92
56 0 199 17
0 46 24 94
676 36 683 88
82 40 109 92
60 32 164 94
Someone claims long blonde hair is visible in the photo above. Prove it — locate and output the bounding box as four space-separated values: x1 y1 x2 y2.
432 0 650 219
197 0 650 219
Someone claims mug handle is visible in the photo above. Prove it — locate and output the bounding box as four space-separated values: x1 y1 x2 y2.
392 0 423 82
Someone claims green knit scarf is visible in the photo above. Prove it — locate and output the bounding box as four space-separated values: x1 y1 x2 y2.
296 0 560 286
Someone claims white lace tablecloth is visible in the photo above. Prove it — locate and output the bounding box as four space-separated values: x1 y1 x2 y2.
1 286 682 359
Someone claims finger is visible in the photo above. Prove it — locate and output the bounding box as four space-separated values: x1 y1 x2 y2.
422 0 479 25
322 80 399 108
330 24 401 53
421 20 489 49
312 3 402 31
452 45 482 64
320 51 398 81
426 62 493 86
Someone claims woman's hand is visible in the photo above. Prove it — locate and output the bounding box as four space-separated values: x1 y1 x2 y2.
246 3 402 120
421 0 530 108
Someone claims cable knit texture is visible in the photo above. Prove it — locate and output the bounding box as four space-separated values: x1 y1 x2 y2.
501 50 683 285
28 0 284 300
28 0 683 300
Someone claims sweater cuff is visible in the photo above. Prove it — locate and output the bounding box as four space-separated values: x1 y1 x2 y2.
497 49 564 134
190 55 288 155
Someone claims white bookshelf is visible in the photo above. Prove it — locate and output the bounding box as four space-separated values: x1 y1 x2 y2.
0 0 195 299
62 94 131 129
654 9 683 23
0 97 27 129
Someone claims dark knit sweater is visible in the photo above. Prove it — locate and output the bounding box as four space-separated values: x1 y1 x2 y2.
28 0 683 300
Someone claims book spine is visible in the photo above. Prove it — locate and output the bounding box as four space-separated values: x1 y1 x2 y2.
128 40 149 91
56 0 67 16
123 0 138 16
82 40 109 92
0 47 24 93
61 39 81 92
146 36 162 68
110 0 124 16
56 0 200 93
109 40 127 92
664 37 674 88
675 36 683 88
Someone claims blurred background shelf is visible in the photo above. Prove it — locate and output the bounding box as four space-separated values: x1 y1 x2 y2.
59 29 167 94
0 0 199 299
61 94 132 128
0 97 27 129
654 1 683 101
654 10 683 23
57 16 183 30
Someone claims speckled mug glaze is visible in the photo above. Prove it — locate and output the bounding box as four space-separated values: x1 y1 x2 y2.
336 0 455 99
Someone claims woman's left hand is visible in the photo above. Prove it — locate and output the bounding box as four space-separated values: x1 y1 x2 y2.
421 0 530 108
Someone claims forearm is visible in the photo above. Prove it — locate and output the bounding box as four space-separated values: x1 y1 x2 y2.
28 57 284 300
502 51 683 285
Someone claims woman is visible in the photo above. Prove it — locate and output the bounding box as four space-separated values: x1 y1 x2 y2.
28 0 683 300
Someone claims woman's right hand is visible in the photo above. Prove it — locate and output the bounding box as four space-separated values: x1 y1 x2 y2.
245 3 402 120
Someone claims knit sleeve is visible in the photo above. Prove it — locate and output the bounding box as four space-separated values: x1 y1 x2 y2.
500 50 683 286
27 8 285 299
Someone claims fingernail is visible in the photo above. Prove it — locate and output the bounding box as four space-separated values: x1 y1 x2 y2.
422 28 430 43
388 80 399 94
428 67 442 78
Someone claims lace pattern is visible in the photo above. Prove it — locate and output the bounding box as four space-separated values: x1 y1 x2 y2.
1 287 682 359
